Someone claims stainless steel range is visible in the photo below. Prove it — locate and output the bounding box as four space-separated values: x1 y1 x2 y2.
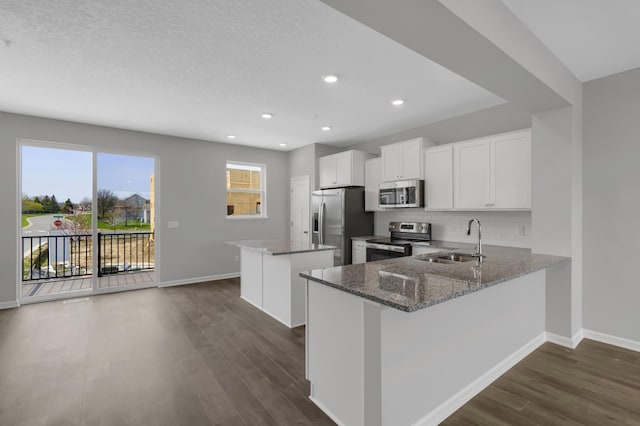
365 222 431 262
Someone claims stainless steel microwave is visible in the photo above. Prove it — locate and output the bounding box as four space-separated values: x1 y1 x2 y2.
379 179 424 208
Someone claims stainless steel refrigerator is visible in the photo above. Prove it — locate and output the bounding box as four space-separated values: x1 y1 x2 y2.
311 187 374 266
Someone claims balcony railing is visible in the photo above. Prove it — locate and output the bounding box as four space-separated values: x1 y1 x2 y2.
22 232 154 282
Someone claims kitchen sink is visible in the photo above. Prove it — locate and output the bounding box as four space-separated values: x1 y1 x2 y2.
417 252 482 265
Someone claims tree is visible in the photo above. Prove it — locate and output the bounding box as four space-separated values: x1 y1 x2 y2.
79 197 92 211
63 198 73 213
22 199 43 213
97 189 118 220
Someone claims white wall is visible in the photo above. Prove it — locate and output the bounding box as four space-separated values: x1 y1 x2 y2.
583 67 640 342
1 111 289 305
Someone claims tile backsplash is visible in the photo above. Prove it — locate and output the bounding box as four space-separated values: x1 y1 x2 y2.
375 210 532 248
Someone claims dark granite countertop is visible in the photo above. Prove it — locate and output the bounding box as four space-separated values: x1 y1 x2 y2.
228 239 336 256
300 244 569 312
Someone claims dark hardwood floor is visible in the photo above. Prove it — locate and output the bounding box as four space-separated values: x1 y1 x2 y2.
1 278 638 425
0 278 334 426
443 339 640 425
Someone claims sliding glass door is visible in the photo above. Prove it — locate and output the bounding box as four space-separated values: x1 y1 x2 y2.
20 142 156 301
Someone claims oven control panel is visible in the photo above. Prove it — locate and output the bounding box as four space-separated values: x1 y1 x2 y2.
389 222 430 234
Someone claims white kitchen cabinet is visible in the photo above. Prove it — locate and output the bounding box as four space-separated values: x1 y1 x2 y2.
454 138 492 209
380 138 433 181
319 150 372 188
352 240 367 264
424 145 453 210
364 157 382 211
453 129 531 210
493 130 531 209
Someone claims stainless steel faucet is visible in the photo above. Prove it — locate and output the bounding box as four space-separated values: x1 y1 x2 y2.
467 218 483 262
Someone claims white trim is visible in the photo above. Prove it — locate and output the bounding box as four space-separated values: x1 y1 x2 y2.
545 330 583 349
415 332 546 426
582 329 640 353
0 300 20 310
240 295 262 310
240 295 304 329
309 396 345 426
158 272 240 288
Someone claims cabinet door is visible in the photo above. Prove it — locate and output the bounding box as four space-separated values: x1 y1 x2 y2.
319 155 337 188
454 139 491 209
424 145 453 210
381 145 403 181
364 157 381 211
352 241 366 264
335 152 353 186
493 131 531 208
401 140 422 179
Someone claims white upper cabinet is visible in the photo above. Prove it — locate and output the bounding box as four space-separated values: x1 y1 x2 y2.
452 129 531 210
454 138 492 209
364 157 382 211
380 138 433 181
319 150 372 189
493 130 531 209
424 145 454 210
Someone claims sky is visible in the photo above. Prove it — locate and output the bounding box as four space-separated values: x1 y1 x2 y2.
22 146 154 203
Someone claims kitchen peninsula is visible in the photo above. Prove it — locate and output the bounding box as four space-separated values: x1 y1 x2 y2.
301 244 568 426
229 240 336 328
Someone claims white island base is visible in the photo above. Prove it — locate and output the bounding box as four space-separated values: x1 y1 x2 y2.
305 270 547 426
241 247 334 328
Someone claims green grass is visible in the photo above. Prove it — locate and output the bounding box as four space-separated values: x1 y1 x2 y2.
21 213 51 228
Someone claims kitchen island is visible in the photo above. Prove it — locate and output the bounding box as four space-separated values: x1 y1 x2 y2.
301 244 568 426
228 240 336 328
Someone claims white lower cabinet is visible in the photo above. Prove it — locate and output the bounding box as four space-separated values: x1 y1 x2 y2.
352 240 367 264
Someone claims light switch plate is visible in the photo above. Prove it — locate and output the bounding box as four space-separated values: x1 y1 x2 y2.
168 221 179 228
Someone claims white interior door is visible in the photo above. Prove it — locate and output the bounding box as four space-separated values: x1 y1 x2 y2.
291 176 310 245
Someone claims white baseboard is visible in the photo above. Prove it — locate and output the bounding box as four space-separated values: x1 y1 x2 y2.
309 396 345 426
582 329 640 353
546 329 584 349
159 272 240 288
416 332 547 426
0 300 19 310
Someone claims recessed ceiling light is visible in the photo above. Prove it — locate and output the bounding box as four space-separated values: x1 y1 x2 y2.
279 143 287 147
227 134 236 139
391 99 405 106
261 113 273 119
322 74 338 83
321 126 332 131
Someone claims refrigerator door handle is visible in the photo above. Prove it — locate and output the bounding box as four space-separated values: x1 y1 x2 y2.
319 202 325 245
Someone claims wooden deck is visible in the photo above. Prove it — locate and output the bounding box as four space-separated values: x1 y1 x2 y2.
21 270 155 298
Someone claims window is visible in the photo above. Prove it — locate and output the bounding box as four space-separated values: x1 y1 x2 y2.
226 162 266 218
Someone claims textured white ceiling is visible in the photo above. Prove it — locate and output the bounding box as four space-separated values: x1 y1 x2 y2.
503 0 640 82
0 0 504 150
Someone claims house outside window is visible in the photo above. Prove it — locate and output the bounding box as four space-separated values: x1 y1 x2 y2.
226 162 266 218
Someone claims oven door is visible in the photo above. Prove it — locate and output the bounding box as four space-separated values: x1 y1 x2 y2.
366 243 409 262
